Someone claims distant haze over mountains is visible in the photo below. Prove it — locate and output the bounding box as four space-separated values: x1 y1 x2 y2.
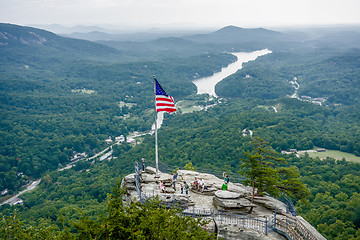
12 22 359 46
30 23 217 34
2 22 360 63
0 23 289 50
57 24 288 43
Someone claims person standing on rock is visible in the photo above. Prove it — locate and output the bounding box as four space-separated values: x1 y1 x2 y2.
184 181 189 195
222 182 228 190
160 180 166 193
223 172 230 184
172 172 177 191
141 158 145 171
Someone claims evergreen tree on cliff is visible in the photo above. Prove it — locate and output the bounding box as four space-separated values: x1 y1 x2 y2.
240 137 310 204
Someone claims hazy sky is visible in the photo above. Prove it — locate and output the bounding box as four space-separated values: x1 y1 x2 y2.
1 0 360 29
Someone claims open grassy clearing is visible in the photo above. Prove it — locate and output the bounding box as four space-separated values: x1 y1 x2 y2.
176 100 203 113
71 88 97 94
299 149 360 163
118 101 137 108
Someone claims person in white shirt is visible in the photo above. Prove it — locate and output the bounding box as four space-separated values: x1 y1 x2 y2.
159 180 166 193
198 178 205 193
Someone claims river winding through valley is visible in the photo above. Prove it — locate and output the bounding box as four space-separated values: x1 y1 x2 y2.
193 49 272 96
156 49 272 130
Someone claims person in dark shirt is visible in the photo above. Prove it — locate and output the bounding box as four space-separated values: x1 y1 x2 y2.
223 172 230 184
172 172 178 191
184 181 189 195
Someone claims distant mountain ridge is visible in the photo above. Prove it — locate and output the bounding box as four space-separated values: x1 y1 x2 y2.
63 30 212 42
32 24 111 34
0 23 119 62
0 23 58 46
183 25 286 44
60 25 287 46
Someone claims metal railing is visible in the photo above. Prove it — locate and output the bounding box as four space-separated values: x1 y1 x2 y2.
134 161 142 202
182 207 271 235
273 211 319 240
279 195 297 216
213 211 271 234
139 189 271 235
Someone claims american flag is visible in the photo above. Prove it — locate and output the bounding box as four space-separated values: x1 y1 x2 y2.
155 78 176 113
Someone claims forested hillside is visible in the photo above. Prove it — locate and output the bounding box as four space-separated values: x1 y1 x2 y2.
216 48 360 105
1 23 360 240
0 23 237 192
2 97 360 239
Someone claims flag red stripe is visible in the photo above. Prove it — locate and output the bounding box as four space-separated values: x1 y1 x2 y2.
156 103 175 107
156 97 174 102
157 108 176 113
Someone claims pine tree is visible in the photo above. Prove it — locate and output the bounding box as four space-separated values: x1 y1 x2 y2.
240 137 310 204
70 180 216 239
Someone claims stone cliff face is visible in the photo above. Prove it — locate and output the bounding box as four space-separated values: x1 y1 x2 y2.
121 167 325 240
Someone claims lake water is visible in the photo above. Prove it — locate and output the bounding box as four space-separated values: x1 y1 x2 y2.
192 49 272 97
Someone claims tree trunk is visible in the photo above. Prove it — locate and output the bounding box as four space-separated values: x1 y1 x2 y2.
251 178 255 203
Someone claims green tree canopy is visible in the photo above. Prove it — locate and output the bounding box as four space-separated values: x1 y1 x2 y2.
0 182 215 240
240 137 310 203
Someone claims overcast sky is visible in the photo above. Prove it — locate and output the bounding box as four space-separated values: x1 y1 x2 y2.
1 0 360 30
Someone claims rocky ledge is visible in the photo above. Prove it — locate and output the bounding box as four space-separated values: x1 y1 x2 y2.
121 167 325 240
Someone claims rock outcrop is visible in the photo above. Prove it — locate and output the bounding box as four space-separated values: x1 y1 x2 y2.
121 167 325 240
249 196 287 214
213 190 256 211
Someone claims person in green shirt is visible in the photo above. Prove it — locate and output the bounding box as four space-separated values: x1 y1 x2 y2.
222 182 228 190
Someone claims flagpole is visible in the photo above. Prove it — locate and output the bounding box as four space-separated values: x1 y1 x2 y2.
153 75 160 178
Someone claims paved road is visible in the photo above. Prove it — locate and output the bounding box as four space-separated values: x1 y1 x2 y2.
0 179 41 206
1 132 141 205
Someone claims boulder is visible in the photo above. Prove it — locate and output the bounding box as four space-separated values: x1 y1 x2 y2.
145 166 157 174
122 173 136 184
121 173 136 192
190 185 218 196
228 183 252 197
141 183 159 195
217 223 274 240
213 191 257 211
141 172 172 184
158 194 194 208
248 196 287 214
203 219 216 234
215 190 241 199
123 191 140 203
124 184 137 191
177 170 199 177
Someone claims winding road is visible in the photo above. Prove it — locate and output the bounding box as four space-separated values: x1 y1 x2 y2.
0 179 41 206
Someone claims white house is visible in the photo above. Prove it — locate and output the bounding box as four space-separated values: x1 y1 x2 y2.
105 136 113 144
